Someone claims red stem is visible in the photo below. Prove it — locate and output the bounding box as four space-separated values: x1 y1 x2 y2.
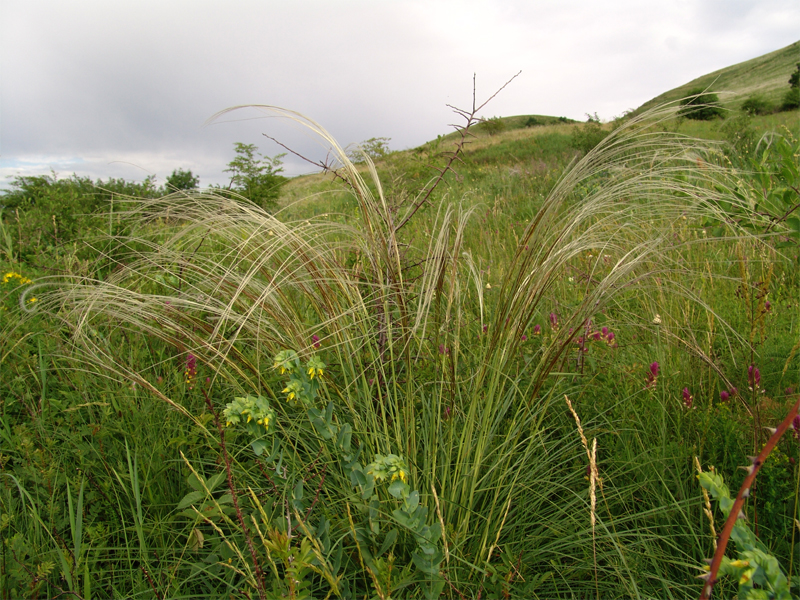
699 395 800 599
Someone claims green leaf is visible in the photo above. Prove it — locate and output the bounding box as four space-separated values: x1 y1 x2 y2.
177 491 205 511
187 473 204 492
388 480 409 499
377 529 397 557
406 490 420 513
293 480 304 502
207 471 226 493
251 439 267 456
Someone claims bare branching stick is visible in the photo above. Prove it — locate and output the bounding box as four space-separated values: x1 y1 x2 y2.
393 71 521 233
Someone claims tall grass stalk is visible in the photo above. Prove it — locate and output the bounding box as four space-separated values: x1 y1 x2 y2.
28 102 760 596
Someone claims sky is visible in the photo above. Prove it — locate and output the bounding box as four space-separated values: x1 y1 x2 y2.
1 0 799 189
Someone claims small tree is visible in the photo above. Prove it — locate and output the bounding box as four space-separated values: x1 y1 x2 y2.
345 137 391 164
164 168 199 193
781 63 800 110
678 89 724 120
224 143 286 211
480 116 506 136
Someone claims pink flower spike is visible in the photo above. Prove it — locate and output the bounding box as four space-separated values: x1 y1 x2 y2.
311 334 321 349
650 362 659 378
682 387 693 408
606 332 615 344
720 390 730 402
521 334 528 342
533 324 541 335
601 327 609 336
549 313 558 329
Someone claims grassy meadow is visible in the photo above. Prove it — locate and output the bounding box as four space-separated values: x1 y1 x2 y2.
1 86 800 599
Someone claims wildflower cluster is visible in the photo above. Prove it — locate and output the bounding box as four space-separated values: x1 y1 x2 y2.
184 353 197 389
366 453 409 485
645 361 659 389
273 348 326 407
747 364 761 392
223 395 275 432
584 324 617 347
720 387 738 403
223 395 276 456
682 387 694 409
2 271 31 286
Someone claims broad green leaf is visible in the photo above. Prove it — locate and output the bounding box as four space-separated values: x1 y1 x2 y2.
177 491 205 511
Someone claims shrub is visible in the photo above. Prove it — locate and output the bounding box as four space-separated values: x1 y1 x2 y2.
164 168 199 193
524 116 541 127
678 89 724 120
781 63 800 110
346 137 392 164
741 94 773 116
569 114 607 154
480 115 506 135
223 142 286 211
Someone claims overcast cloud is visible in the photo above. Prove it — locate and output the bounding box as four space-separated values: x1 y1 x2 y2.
1 0 798 188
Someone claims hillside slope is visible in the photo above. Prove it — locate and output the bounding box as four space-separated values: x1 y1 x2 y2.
636 40 799 113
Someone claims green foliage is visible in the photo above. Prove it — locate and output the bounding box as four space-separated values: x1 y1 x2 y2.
742 95 774 116
480 115 506 136
164 168 199 193
703 132 800 249
569 113 608 154
346 137 392 164
224 142 286 211
3 99 800 598
782 63 800 110
679 90 724 120
0 172 155 266
698 470 791 599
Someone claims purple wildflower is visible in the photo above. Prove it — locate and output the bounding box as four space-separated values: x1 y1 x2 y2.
533 324 541 335
549 313 558 330
748 365 761 389
185 353 197 389
793 414 800 441
311 334 321 349
719 390 730 403
438 344 450 356
682 387 693 409
521 334 528 342
645 362 659 389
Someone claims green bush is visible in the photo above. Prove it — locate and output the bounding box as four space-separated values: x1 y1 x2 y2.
346 137 392 164
741 95 773 116
480 116 506 136
678 89 724 120
569 114 607 154
782 63 800 110
223 142 286 211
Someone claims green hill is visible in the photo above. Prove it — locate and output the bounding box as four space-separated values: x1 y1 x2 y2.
636 40 799 113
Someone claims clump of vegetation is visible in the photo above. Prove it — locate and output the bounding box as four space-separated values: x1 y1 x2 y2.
569 112 607 154
164 167 200 193
679 89 724 120
2 83 798 598
223 142 286 211
346 136 392 164
480 115 506 136
741 94 774 116
782 63 800 110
